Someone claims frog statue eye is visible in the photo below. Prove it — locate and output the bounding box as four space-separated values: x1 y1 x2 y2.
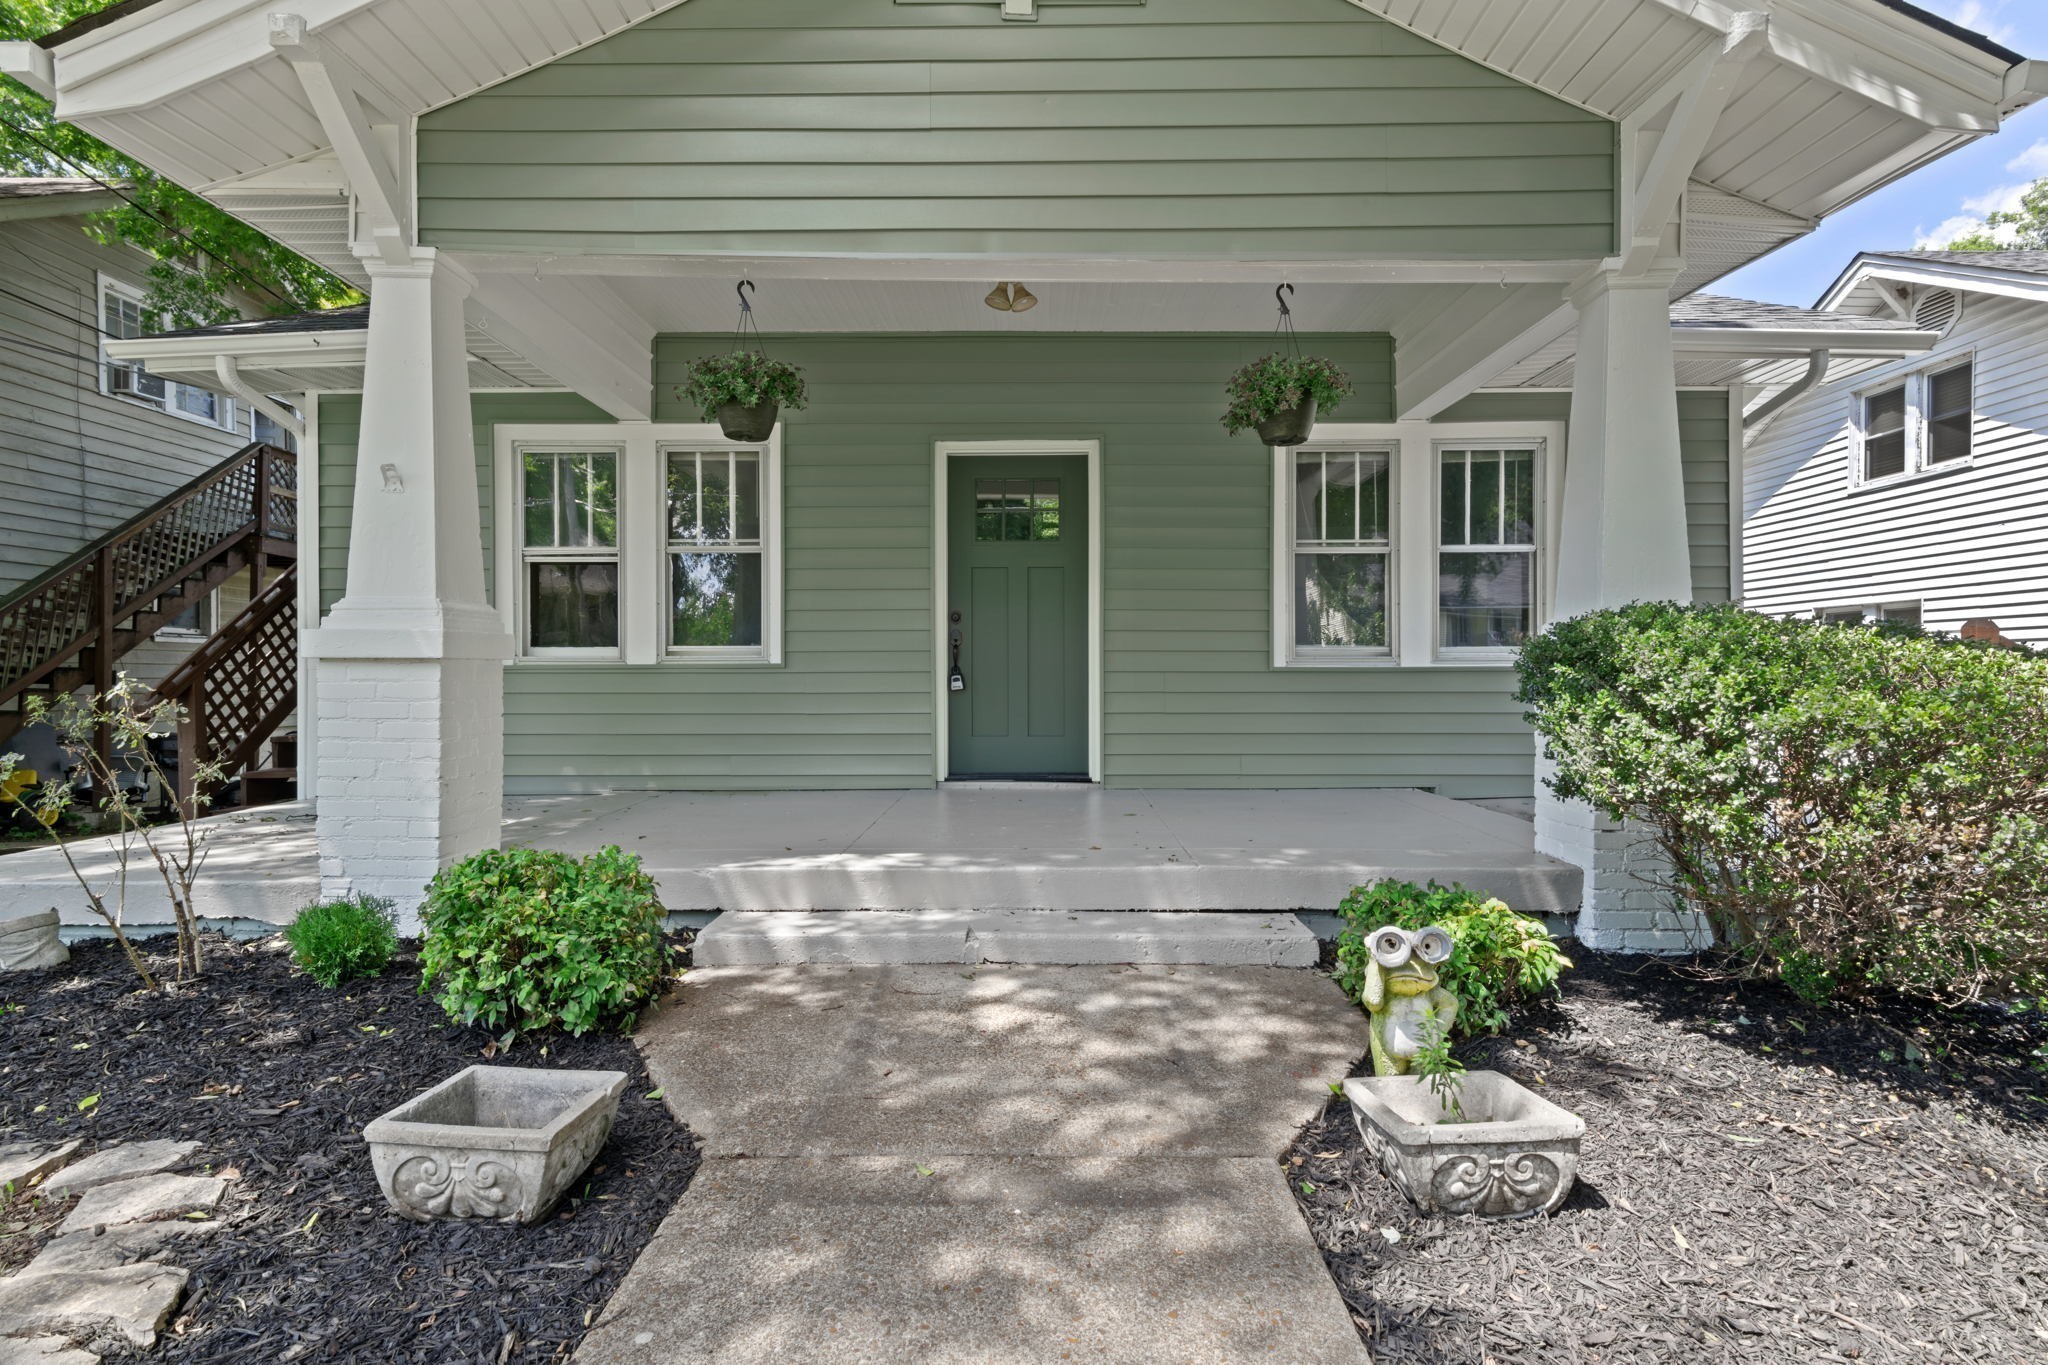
1369 927 1412 969
1413 927 1454 965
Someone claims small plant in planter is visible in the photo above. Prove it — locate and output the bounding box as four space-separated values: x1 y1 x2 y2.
1221 353 1352 446
680 349 808 443
1412 1010 1468 1123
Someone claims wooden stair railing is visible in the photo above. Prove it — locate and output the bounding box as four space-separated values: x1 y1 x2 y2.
157 564 299 809
0 442 296 750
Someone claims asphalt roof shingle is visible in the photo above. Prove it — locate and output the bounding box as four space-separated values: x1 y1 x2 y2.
155 304 370 339
1872 249 2048 277
1671 293 1922 332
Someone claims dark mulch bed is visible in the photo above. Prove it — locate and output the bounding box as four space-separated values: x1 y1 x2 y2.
1288 949 2048 1364
0 933 700 1363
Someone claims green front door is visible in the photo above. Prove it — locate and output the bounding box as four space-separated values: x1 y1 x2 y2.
947 455 1089 778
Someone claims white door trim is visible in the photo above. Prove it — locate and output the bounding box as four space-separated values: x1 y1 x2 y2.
933 440 1103 784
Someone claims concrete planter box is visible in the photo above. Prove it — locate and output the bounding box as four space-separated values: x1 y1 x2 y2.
364 1065 628 1224
1344 1070 1584 1220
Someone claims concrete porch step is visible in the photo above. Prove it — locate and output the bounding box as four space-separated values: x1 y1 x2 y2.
691 909 1320 968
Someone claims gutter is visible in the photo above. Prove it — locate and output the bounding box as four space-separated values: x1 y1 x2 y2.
1743 350 1831 431
214 355 304 439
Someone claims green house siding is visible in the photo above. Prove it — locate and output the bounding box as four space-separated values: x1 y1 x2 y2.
1438 390 1734 604
416 0 1616 260
316 349 1734 797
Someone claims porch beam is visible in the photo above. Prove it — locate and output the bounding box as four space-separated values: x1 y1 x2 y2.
467 273 655 423
1618 14 1770 276
267 13 410 267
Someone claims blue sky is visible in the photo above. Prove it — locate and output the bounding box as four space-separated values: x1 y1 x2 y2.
1714 0 2048 305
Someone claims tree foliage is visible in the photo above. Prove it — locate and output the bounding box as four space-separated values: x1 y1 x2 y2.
1946 176 2048 252
1 0 362 328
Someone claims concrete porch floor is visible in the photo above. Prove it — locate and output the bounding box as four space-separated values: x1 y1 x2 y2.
1 786 1579 930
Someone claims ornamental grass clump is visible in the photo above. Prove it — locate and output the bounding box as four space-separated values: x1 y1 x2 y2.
1334 879 1570 1036
418 846 669 1038
284 894 397 987
1516 601 2048 1004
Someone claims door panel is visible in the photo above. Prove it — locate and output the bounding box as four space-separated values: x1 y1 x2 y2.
948 455 1088 777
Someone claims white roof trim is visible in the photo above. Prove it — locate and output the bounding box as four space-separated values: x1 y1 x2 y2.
104 329 369 371
1668 325 1939 359
1818 254 2048 311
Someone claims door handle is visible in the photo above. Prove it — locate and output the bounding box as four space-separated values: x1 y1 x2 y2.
948 613 966 692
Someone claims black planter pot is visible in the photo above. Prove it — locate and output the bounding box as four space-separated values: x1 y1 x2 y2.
1256 397 1318 447
716 400 779 443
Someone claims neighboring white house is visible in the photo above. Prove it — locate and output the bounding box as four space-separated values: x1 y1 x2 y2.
1742 250 2048 646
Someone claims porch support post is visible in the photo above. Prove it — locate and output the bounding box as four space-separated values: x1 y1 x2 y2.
303 246 506 927
1534 265 1709 953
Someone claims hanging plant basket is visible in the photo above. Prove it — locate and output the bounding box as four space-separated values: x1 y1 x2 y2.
679 282 808 442
1222 353 1351 446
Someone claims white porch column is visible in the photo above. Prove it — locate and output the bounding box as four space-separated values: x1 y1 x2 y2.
304 248 506 925
1534 266 1709 952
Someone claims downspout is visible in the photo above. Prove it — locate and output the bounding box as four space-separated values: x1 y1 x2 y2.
1742 349 1830 431
215 355 305 440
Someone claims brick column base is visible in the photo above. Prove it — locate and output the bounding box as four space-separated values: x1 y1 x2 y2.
1532 757 1711 954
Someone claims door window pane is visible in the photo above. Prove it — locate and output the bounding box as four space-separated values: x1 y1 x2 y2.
1439 551 1532 648
1295 553 1387 648
672 552 764 647
529 561 619 649
1863 386 1907 479
1928 362 1972 464
974 478 1056 542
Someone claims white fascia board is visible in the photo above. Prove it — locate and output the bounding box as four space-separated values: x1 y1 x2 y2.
0 41 56 98
103 329 370 371
1819 256 2048 311
444 254 1596 287
1669 326 1939 359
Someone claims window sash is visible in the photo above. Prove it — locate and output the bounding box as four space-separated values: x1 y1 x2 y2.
1284 446 1395 658
1437 445 1537 653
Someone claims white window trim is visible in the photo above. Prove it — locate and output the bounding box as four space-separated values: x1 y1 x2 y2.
1274 442 1398 666
153 586 219 642
95 274 239 433
1817 601 1922 626
492 422 784 667
1271 421 1561 668
1433 438 1545 665
1852 351 1975 489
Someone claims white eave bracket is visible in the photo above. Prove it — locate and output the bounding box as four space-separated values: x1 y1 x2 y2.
267 12 412 267
0 41 55 98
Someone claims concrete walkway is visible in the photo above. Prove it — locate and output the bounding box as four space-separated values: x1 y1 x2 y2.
575 965 1373 1364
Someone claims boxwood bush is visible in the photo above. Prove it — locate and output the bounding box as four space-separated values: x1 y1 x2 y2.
284 894 398 988
418 846 669 1037
1516 602 2048 1004
1335 879 1570 1036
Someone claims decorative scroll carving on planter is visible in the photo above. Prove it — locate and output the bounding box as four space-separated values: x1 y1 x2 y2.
1345 1071 1584 1220
1430 1150 1566 1219
389 1152 525 1220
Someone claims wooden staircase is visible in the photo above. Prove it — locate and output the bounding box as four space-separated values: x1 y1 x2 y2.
0 442 299 804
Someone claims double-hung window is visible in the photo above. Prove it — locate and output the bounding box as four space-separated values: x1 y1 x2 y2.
1437 445 1537 652
498 424 782 666
1858 359 1972 483
519 449 622 657
97 276 237 431
666 448 767 654
1287 448 1393 658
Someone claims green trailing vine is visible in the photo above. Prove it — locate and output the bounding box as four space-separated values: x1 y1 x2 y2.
1220 353 1352 434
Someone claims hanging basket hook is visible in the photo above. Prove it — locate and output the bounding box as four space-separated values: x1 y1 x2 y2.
1275 282 1294 317
737 279 756 314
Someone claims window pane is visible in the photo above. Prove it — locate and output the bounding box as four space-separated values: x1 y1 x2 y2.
528 561 619 650
523 455 554 547
174 386 217 421
1295 454 1323 542
1440 550 1532 648
1865 385 1906 434
1032 480 1060 540
529 453 617 548
1440 450 1466 545
1467 450 1503 546
1865 432 1907 481
733 453 761 541
667 453 699 540
1325 454 1360 543
1360 452 1390 542
672 552 764 648
1880 603 1922 629
1295 553 1387 648
1505 451 1535 544
702 456 732 541
1928 362 1972 463
103 292 142 339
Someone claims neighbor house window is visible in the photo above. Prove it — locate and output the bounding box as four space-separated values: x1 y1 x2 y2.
666 448 767 654
519 449 621 656
97 276 236 432
1858 359 1972 482
1438 446 1537 651
1818 602 1921 629
1286 448 1392 658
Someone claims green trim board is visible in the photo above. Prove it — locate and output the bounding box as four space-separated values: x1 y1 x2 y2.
416 0 1617 260
313 340 1734 797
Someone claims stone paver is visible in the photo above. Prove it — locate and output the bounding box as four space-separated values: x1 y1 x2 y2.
0 1263 187 1347
43 1141 199 1197
0 1337 99 1365
0 1141 81 1195
578 965 1373 1363
640 964 1367 1159
59 1174 224 1234
22 1223 223 1278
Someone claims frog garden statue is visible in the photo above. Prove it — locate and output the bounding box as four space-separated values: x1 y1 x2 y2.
1360 924 1460 1077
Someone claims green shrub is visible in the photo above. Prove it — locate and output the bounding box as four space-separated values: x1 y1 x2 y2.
678 349 808 418
1516 601 2048 1004
1220 353 1352 434
1335 880 1570 1035
418 846 668 1036
284 895 398 988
